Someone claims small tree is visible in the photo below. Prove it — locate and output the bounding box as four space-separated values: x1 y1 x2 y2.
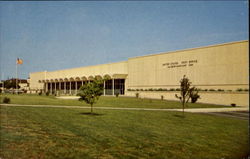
77 79 103 113
175 75 198 116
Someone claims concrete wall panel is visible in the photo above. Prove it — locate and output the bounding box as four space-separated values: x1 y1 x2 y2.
125 91 249 107
127 41 249 90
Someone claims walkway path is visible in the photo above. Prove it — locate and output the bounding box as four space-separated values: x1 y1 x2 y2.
0 103 248 113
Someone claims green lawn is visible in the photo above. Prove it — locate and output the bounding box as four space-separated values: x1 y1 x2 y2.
0 94 230 109
0 106 249 159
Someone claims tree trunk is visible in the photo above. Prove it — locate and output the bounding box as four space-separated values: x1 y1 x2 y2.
91 104 93 113
182 103 184 116
182 97 185 116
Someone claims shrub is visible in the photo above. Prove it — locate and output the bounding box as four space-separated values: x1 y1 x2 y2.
236 88 243 92
161 95 164 100
135 93 139 98
217 89 224 92
190 92 200 103
46 92 50 96
127 89 131 91
115 92 119 97
3 97 10 104
175 88 180 91
140 89 143 91
38 91 42 95
169 88 175 91
227 90 232 92
136 89 139 91
204 89 208 91
209 89 215 91
231 103 236 107
244 89 249 92
149 88 153 91
162 89 168 91
158 88 163 91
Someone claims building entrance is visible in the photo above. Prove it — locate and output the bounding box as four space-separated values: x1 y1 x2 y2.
104 79 125 95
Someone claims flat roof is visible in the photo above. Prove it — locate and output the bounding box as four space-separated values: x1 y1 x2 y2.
129 40 249 60
31 60 128 74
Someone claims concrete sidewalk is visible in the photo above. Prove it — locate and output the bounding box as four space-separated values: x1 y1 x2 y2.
0 104 248 113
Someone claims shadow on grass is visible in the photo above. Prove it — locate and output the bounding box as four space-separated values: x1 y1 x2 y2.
173 114 186 118
79 112 104 116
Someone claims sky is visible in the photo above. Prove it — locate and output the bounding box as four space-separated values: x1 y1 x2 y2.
0 1 248 80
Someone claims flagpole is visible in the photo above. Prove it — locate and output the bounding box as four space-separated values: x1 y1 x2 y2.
1 72 4 93
16 58 18 94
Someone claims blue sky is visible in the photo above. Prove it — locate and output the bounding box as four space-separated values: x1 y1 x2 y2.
0 1 248 80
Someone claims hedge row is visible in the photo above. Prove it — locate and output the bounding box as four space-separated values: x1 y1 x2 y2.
127 88 249 92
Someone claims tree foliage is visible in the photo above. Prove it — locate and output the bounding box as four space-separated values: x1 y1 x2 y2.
175 75 200 115
3 80 20 89
77 79 104 113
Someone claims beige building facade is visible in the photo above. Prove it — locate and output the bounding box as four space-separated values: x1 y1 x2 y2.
30 40 249 106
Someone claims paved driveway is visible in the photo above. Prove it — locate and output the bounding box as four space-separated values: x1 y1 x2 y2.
201 111 249 120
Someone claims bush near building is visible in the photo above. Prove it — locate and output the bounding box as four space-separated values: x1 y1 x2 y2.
127 88 249 92
2 97 11 103
135 93 139 98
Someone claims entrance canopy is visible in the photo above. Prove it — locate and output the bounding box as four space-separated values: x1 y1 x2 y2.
40 74 128 83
